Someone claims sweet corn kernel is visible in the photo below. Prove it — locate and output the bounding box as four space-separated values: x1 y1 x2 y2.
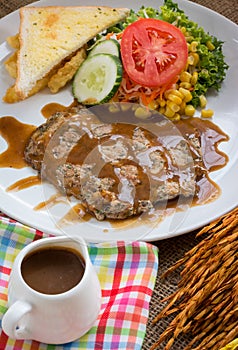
184 61 189 72
134 106 151 119
180 27 187 34
191 53 199 66
187 54 195 65
188 53 200 66
189 41 198 52
186 35 194 42
199 95 207 108
159 106 166 115
157 98 166 107
121 103 132 111
184 105 196 117
180 82 192 89
191 71 198 85
148 100 159 110
180 71 192 83
165 89 181 99
167 93 183 105
131 104 138 111
201 109 214 118
170 113 181 122
179 101 186 114
164 89 172 99
168 89 183 99
164 105 175 118
167 100 180 112
179 87 193 102
109 104 120 113
206 40 215 51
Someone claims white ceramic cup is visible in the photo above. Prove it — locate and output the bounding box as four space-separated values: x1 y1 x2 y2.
2 236 101 344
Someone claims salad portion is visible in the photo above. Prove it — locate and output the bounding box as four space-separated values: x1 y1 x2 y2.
72 0 229 120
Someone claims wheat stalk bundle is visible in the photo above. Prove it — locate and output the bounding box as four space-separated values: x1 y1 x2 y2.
151 207 238 350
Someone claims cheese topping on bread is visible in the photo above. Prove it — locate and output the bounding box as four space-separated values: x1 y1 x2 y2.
13 6 130 100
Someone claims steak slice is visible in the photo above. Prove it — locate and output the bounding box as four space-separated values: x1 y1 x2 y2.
25 105 202 221
25 105 86 171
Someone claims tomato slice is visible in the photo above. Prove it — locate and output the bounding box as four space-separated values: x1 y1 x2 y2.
120 18 188 88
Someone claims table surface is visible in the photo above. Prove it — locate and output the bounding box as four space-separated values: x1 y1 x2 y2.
0 1 237 349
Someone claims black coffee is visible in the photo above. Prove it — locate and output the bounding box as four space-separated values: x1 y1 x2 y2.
21 247 85 294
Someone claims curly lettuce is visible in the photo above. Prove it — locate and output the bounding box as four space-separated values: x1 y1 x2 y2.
159 0 229 107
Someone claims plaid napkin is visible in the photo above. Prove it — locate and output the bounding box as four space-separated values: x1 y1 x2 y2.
0 215 158 350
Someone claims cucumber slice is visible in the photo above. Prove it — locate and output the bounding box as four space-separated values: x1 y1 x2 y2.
72 53 123 105
88 39 120 57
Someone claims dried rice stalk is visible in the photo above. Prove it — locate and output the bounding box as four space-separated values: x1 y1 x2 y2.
151 207 238 350
219 338 238 350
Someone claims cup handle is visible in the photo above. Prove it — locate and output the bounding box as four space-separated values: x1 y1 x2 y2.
2 300 32 339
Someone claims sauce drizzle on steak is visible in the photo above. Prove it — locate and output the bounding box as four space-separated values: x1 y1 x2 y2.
24 103 229 221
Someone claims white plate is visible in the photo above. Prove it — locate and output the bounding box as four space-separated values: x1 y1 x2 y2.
0 0 238 242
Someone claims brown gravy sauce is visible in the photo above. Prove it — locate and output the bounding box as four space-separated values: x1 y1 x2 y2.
59 203 92 226
33 193 68 210
21 247 85 294
0 102 229 229
0 117 36 169
176 117 229 172
41 101 77 119
6 175 41 192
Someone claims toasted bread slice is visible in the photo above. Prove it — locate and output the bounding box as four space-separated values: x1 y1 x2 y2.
14 6 129 100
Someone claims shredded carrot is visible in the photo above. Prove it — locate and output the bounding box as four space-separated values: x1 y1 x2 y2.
112 71 165 106
140 91 149 106
147 90 161 105
116 32 123 40
106 32 114 39
105 32 123 40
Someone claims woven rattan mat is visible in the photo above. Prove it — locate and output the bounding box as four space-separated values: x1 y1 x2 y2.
0 1 237 349
1 0 238 24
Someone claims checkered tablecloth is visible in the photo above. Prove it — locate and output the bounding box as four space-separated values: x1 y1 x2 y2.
0 215 159 350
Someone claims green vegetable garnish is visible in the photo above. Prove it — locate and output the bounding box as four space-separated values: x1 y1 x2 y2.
106 0 229 109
